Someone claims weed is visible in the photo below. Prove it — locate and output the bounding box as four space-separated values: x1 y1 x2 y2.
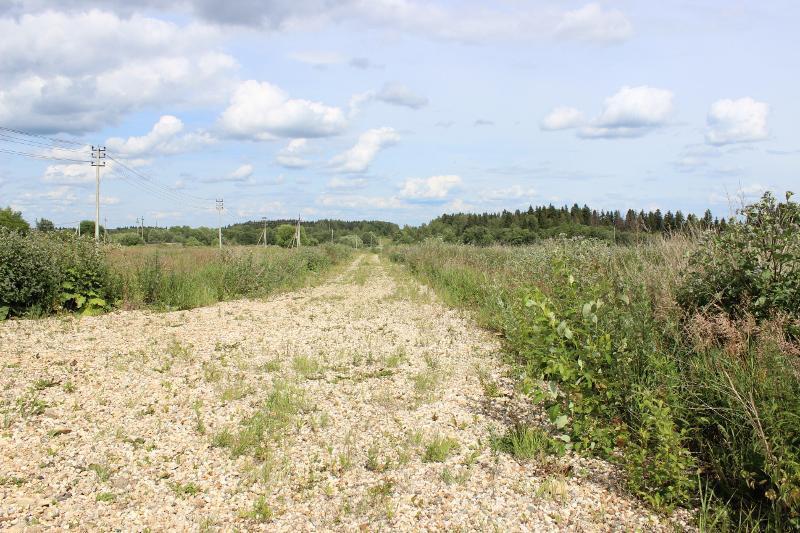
220 381 253 402
536 476 568 502
490 424 560 460
423 435 459 463
293 355 323 379
243 496 274 522
32 378 58 390
171 482 200 497
96 492 116 502
88 463 112 482
63 381 76 393
16 392 47 417
385 346 406 368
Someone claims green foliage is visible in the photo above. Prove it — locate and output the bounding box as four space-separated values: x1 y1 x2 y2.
423 435 459 462
0 229 62 317
679 191 799 320
35 218 55 232
0 206 29 232
390 222 800 526
116 232 145 246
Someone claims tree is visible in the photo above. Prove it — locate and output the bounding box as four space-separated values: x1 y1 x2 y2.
79 220 104 237
275 224 307 247
0 207 30 232
36 218 55 232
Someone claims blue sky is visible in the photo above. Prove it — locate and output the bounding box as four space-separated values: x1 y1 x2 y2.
0 1 797 227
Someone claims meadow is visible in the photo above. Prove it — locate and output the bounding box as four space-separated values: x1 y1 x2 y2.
389 193 799 530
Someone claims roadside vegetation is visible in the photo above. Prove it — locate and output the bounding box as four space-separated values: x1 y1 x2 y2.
0 232 351 318
390 192 799 530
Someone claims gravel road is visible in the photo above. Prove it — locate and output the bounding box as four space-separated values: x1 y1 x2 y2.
0 254 693 531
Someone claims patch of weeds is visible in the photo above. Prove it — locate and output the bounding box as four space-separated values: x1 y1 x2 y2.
366 445 391 473
0 476 26 487
193 400 206 435
490 424 562 460
202 361 222 383
88 463 112 482
220 381 253 402
476 367 501 398
412 369 439 399
63 381 76 393
261 359 281 373
216 380 306 459
441 467 470 485
32 378 59 391
167 339 192 359
211 428 234 449
293 355 323 379
16 392 47 417
423 435 459 463
171 481 200 497
384 346 406 368
242 496 274 523
95 492 116 502
536 476 568 502
423 353 440 370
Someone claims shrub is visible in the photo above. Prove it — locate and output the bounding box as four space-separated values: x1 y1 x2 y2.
679 191 799 321
0 229 61 317
0 230 119 318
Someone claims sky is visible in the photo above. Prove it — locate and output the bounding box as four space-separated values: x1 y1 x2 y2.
0 1 797 228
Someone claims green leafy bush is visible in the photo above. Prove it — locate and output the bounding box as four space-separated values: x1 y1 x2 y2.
679 191 799 320
0 229 118 318
0 229 62 317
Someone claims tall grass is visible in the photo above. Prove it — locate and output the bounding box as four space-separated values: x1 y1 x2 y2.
390 238 799 530
110 244 352 310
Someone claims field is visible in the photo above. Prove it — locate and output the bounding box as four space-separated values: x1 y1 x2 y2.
1 193 798 531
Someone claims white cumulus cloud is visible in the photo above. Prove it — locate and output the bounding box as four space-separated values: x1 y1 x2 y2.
219 80 347 140
540 106 584 131
275 138 312 168
105 115 214 156
330 127 399 173
554 3 633 44
705 97 769 145
400 174 461 200
579 85 674 138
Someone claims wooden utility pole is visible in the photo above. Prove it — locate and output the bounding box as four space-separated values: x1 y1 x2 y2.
216 199 224 250
91 145 106 242
262 217 267 248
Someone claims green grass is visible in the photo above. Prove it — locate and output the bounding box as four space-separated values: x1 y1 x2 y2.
423 435 459 463
292 355 323 379
171 482 201 497
95 492 116 502
490 424 560 460
88 463 112 482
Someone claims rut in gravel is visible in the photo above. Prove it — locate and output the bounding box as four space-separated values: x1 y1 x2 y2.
0 254 692 531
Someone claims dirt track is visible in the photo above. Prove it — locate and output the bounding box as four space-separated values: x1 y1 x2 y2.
0 255 691 531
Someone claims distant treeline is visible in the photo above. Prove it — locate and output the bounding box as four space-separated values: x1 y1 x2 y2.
393 204 727 245
104 219 399 247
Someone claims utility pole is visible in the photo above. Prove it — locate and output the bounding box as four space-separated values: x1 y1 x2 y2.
141 216 146 243
293 213 302 248
91 146 106 242
262 217 267 248
216 199 224 250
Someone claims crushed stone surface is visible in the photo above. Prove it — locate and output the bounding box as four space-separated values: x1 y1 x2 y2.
0 254 694 531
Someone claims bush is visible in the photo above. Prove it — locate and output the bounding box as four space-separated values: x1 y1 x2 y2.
0 229 61 317
0 230 118 318
679 191 799 320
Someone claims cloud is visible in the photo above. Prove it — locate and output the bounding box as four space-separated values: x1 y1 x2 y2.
275 138 312 168
376 82 428 109
540 106 584 130
327 176 368 190
0 10 236 134
705 97 769 145
105 115 214 156
400 174 461 200
329 127 399 173
219 80 347 140
317 194 405 209
435 120 454 128
554 3 633 44
474 119 494 126
200 163 254 183
483 185 537 201
547 86 673 139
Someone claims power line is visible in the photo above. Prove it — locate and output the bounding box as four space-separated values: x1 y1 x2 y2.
105 153 214 203
0 132 88 153
0 125 85 146
0 147 91 163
